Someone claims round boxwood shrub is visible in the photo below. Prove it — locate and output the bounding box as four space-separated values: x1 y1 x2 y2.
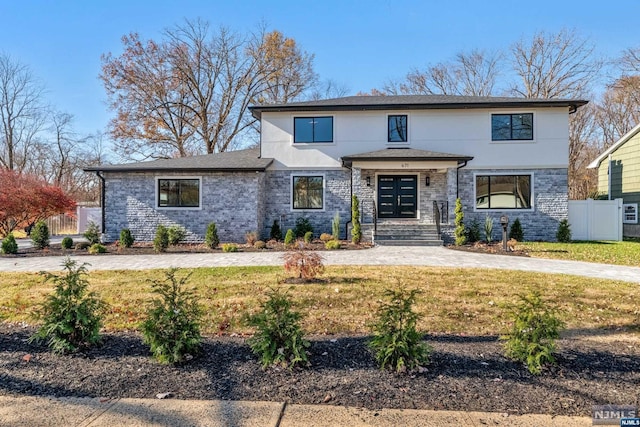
61 236 74 250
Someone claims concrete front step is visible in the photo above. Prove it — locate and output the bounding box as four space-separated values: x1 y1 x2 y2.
375 239 444 246
362 222 444 246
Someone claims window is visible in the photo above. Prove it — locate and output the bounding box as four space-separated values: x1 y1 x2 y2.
475 174 532 209
158 179 200 208
491 113 533 141
292 176 323 209
294 117 333 143
623 204 638 224
388 115 408 142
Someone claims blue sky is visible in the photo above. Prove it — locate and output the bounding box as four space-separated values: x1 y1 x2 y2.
3 0 640 136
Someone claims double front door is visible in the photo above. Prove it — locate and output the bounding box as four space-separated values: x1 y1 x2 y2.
377 175 417 218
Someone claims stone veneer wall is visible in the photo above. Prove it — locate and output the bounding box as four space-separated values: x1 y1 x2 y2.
263 169 352 239
103 171 264 243
452 168 568 242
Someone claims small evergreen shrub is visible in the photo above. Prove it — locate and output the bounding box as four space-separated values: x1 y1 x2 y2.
119 228 134 248
351 195 361 244
331 211 341 240
75 241 91 250
83 221 101 245
270 220 283 241
294 217 313 238
222 243 238 252
509 218 524 242
556 219 571 243
502 291 564 375
167 225 186 246
60 236 74 250
245 231 258 246
484 215 494 243
31 220 50 249
88 243 107 254
466 218 481 243
254 240 267 249
325 240 341 250
205 222 219 249
454 198 466 246
369 288 431 373
283 250 324 280
1 233 18 254
246 288 310 368
153 225 169 253
319 233 333 242
30 258 106 354
303 231 313 243
284 229 295 246
141 268 202 364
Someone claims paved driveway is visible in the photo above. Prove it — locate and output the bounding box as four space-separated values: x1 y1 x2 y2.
1 246 639 283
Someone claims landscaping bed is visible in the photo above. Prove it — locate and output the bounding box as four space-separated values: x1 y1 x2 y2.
1 322 638 417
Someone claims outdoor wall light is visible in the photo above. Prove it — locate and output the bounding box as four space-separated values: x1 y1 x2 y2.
366 176 371 186
425 176 430 186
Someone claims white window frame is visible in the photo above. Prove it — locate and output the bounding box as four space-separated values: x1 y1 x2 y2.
386 113 410 145
473 171 535 212
623 203 638 224
489 111 536 144
155 176 203 210
292 115 335 145
290 173 326 212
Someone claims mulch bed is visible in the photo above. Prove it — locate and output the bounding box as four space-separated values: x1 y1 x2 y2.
1 323 638 416
447 241 531 257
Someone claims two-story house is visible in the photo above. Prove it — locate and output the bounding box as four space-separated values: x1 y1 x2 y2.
87 95 587 244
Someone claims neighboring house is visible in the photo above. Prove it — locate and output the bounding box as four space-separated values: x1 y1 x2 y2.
588 123 640 237
86 95 587 244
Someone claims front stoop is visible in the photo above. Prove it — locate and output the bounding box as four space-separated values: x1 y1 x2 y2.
362 222 443 246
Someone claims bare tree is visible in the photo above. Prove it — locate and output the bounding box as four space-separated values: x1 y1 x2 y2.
568 102 601 199
596 75 640 147
0 53 48 171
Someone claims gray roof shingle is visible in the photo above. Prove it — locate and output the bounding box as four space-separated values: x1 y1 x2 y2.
85 148 273 173
341 148 473 166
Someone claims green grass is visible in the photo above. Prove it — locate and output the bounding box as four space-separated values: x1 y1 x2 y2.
520 238 640 267
1 266 638 336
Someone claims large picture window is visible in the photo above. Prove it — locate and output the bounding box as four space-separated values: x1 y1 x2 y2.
158 178 200 208
388 115 408 142
491 113 533 141
294 117 333 143
476 175 532 209
293 176 323 209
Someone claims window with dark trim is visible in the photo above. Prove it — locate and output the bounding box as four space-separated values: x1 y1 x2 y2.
294 117 333 143
388 115 408 142
158 179 200 207
491 113 533 141
475 175 532 209
293 176 323 209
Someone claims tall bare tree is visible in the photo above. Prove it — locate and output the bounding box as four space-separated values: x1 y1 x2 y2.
0 53 48 171
101 19 316 160
596 75 640 147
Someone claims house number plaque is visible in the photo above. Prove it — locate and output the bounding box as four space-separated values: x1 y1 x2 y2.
401 163 410 168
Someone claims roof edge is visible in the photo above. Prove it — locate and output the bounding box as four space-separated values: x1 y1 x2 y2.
587 123 640 169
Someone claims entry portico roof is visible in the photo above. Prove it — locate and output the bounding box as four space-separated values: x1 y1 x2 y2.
341 148 473 167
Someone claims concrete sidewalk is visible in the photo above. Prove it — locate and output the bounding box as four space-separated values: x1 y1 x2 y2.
1 245 639 283
0 396 591 426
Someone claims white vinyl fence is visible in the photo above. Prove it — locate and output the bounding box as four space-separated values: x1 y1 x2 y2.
568 198 623 241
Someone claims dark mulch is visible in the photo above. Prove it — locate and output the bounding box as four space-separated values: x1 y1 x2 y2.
1 323 638 416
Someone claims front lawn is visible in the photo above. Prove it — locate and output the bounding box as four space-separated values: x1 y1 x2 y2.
1 266 637 336
520 238 640 266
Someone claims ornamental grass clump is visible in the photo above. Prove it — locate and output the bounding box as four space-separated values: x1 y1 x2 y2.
502 291 564 375
369 288 431 373
284 229 295 246
141 268 202 364
30 258 106 354
246 288 310 368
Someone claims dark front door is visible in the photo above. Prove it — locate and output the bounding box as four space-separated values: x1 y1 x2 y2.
377 175 417 218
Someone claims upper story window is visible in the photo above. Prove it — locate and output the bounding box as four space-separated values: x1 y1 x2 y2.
294 117 333 143
158 178 200 208
475 174 532 210
388 115 408 143
491 113 533 141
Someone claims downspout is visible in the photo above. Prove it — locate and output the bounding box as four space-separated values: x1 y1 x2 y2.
456 160 468 199
96 171 106 235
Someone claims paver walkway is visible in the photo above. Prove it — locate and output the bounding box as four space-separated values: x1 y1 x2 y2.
1 246 639 283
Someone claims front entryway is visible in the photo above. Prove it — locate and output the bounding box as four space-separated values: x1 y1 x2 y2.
377 175 417 218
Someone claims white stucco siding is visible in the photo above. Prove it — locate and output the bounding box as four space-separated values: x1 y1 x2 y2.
260 108 570 170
